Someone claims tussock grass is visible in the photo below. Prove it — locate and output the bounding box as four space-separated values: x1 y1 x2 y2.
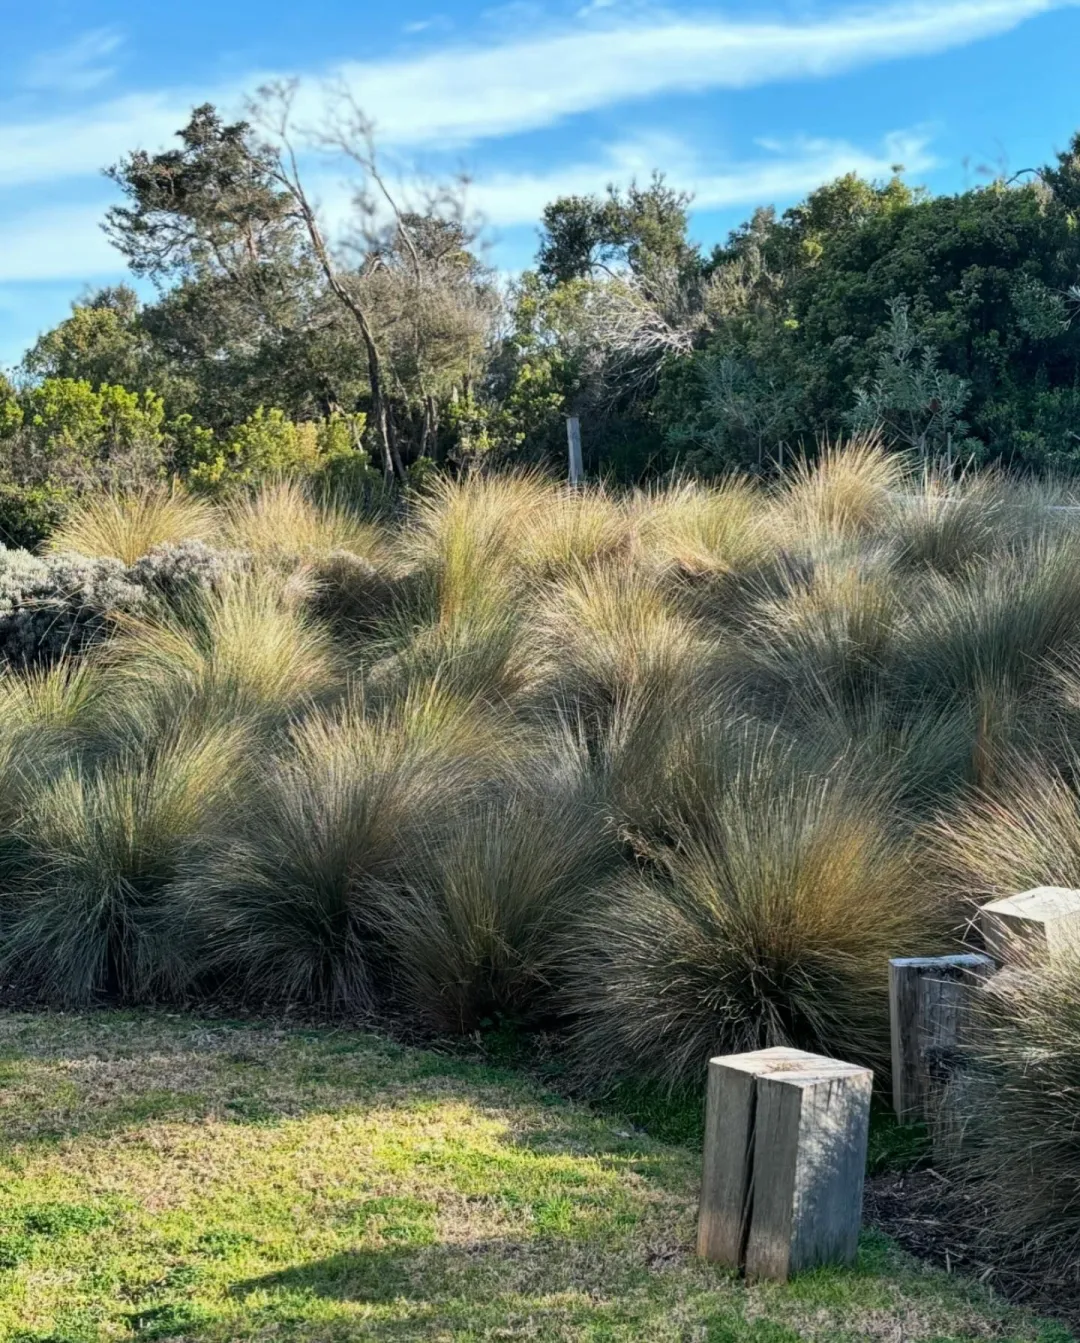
515 482 631 578
1 723 248 1004
535 561 713 723
776 434 905 541
571 747 944 1087
634 475 772 576
181 693 492 1011
930 749 1080 912
402 472 539 625
221 479 383 565
735 551 908 715
948 952 1080 1280
900 533 1080 703
377 772 615 1032
105 569 341 732
48 487 219 563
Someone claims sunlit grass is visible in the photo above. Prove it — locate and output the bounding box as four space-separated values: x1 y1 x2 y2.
48 487 220 564
0 1011 1065 1343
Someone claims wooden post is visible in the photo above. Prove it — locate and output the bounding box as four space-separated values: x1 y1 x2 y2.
698 1047 872 1283
889 954 994 1123
566 415 583 486
979 886 1080 965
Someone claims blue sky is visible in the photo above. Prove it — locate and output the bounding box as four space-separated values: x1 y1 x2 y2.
1 0 1079 370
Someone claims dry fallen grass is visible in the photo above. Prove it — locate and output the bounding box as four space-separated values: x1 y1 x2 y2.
0 1011 1068 1343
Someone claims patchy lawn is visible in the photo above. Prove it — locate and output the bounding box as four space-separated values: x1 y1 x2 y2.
0 1012 1069 1343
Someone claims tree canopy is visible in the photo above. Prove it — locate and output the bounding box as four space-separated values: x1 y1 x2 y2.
10 107 1080 513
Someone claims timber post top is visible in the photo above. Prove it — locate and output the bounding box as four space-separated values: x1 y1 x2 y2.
982 886 1080 919
889 954 993 968
708 1046 872 1084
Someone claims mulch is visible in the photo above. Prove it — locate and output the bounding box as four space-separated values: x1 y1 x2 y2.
865 1167 1080 1333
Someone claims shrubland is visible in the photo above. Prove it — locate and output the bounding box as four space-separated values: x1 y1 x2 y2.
2 443 1080 1272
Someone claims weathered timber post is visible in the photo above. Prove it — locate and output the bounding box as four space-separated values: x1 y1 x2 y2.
697 1046 872 1283
979 886 1080 964
889 954 994 1123
566 415 583 486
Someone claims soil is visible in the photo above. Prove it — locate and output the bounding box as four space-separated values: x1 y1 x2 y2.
865 1167 1080 1334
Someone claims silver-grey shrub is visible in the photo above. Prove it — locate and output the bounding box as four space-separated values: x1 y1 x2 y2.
0 541 247 668
0 547 144 666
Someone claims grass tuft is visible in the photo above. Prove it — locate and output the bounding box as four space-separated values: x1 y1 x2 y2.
48 488 218 564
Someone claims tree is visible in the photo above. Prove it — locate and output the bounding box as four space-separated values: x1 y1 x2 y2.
105 92 499 480
537 175 697 286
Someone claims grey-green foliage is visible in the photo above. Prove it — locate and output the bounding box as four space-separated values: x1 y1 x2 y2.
0 549 143 667
850 296 974 460
0 541 245 668
127 539 247 600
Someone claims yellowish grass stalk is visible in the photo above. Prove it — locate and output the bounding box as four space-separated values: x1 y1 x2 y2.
221 480 384 566
48 487 219 564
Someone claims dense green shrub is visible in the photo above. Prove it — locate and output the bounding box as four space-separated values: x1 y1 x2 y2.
0 483 73 551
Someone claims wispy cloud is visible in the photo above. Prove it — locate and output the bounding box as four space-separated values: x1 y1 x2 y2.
0 93 199 189
0 0 1068 191
335 0 1075 147
465 129 937 227
22 28 124 95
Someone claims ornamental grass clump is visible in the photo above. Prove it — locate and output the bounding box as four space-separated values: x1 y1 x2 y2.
930 748 1080 914
775 434 904 543
221 479 383 566
376 771 616 1033
106 569 341 735
182 692 498 1012
634 476 773 578
946 952 1080 1279
731 551 908 718
535 561 714 727
513 481 630 579
899 532 1080 706
0 722 248 1004
888 468 1029 575
48 487 219 564
570 744 943 1088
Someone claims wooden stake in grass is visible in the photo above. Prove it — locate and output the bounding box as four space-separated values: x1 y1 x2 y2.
979 886 1080 965
889 955 994 1123
697 1046 872 1283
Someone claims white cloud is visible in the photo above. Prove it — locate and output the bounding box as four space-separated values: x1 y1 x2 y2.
0 0 1070 189
23 28 124 95
0 92 203 190
334 0 1075 147
465 129 937 227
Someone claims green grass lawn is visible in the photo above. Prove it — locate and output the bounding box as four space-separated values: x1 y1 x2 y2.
0 1012 1069 1343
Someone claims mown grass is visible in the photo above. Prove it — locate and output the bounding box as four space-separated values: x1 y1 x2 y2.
0 1011 1070 1343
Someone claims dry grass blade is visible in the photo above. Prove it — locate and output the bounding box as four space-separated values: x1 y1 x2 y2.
48 488 219 564
222 479 384 566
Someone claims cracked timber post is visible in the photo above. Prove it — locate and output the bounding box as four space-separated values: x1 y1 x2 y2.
697 1047 872 1283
